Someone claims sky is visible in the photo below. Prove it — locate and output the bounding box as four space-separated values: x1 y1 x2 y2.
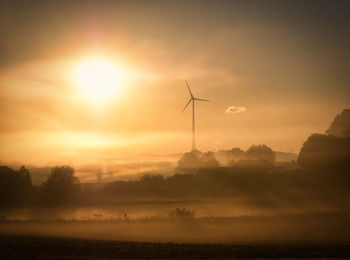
0 0 349 166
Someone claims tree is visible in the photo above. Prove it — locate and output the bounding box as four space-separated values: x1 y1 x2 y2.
225 148 245 166
245 144 276 164
0 165 34 206
200 151 220 167
18 165 32 185
178 150 220 169
40 166 80 206
177 151 202 169
227 148 245 160
299 109 350 172
298 134 350 171
326 109 350 138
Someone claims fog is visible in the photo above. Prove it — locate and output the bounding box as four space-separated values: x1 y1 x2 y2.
1 109 350 243
1 210 350 243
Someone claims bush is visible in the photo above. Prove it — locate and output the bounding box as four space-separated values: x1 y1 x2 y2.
169 208 195 219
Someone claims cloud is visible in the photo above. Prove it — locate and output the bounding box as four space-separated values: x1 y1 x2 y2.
225 106 247 114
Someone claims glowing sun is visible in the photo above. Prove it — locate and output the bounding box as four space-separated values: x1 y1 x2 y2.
75 58 121 102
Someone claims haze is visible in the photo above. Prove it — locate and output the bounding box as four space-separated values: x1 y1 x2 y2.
1 0 349 170
1 2 350 258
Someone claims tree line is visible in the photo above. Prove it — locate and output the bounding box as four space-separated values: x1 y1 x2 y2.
0 109 349 207
0 165 80 207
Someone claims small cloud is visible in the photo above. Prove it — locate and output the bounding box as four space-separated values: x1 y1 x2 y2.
225 106 247 114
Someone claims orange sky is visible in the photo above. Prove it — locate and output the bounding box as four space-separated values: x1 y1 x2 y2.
0 1 349 166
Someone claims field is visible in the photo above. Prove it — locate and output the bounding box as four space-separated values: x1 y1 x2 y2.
1 211 350 259
1 234 350 259
0 212 350 242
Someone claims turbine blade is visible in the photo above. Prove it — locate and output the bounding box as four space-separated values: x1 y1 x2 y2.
181 99 192 114
185 80 194 98
194 98 210 102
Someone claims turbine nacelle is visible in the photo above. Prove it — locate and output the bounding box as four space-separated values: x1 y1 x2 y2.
182 81 209 114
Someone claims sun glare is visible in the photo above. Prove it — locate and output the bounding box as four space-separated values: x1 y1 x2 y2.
75 58 121 102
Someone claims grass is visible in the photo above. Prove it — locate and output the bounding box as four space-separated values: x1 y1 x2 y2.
1 211 350 258
1 211 350 243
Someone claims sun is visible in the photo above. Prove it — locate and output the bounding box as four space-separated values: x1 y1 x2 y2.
75 58 121 103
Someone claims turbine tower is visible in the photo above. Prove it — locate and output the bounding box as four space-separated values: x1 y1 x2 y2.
182 81 209 151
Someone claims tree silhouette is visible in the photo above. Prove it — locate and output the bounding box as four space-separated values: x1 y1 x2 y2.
200 151 220 167
177 151 202 169
227 148 245 160
0 165 34 206
298 133 350 171
326 109 350 138
245 144 276 164
40 166 80 206
18 165 32 185
299 109 350 172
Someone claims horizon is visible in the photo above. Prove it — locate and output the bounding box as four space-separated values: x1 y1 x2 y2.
1 1 350 257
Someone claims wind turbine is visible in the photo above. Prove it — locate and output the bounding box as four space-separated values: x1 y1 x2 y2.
182 80 209 151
